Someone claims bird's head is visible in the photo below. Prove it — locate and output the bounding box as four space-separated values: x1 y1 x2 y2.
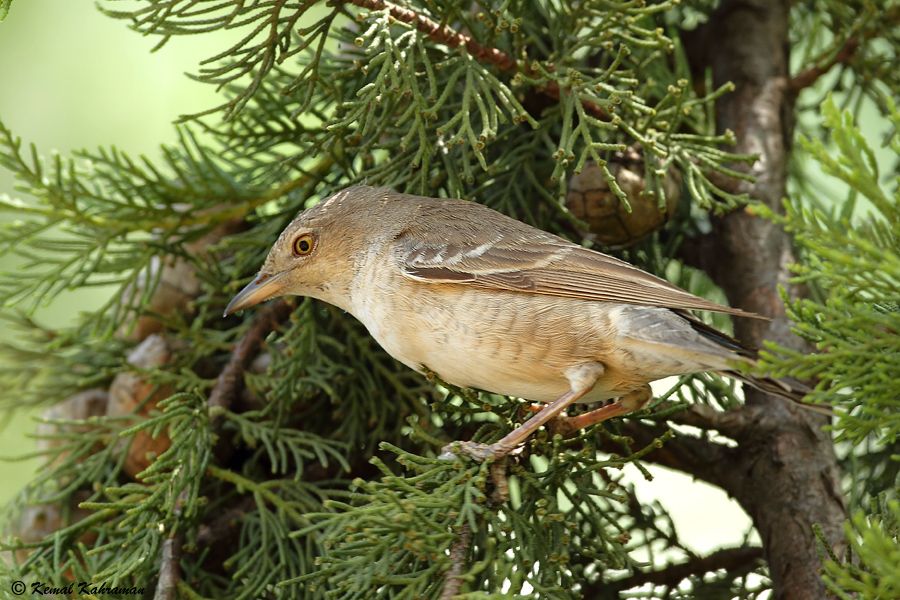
223 186 395 316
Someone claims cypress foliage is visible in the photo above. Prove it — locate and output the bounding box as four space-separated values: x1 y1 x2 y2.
759 96 899 600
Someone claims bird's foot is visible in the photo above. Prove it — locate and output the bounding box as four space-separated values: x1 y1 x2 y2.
548 399 621 437
549 385 654 436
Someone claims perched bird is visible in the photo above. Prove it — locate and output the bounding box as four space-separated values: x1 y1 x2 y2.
225 186 810 460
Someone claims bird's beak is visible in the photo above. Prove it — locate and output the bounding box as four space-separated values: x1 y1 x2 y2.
223 271 287 317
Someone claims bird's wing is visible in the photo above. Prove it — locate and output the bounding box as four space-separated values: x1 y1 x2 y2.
394 199 760 318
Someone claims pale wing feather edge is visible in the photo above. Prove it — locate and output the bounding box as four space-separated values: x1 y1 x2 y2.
394 204 761 319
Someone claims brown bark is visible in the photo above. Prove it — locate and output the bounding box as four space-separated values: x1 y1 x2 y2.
209 299 293 414
687 1 848 598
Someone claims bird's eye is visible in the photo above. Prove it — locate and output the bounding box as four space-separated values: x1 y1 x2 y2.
292 234 315 257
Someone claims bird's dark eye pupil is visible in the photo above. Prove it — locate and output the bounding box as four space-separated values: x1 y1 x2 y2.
294 236 313 256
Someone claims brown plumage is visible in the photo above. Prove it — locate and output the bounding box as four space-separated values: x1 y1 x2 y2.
397 196 760 317
225 186 821 459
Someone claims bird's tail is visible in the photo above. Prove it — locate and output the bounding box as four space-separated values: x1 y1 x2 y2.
725 371 832 417
680 312 832 417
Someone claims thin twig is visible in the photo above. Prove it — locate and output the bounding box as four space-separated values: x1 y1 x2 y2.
154 490 188 600
209 299 293 415
195 497 256 547
351 0 515 70
489 459 510 504
440 523 472 600
348 0 608 119
586 546 764 595
153 537 181 600
662 401 759 440
594 420 740 494
789 37 860 93
788 5 900 94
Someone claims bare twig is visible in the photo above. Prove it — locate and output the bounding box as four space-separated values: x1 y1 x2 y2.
583 545 764 596
595 420 741 493
348 0 608 119
154 490 188 600
350 0 515 70
789 37 860 93
440 523 472 600
789 5 899 93
209 299 293 415
661 401 760 440
195 497 256 547
489 459 510 504
153 537 181 600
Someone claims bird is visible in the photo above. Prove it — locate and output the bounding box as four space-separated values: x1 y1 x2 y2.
224 185 815 461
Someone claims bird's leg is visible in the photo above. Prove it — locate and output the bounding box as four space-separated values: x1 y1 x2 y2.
442 363 604 462
551 384 652 437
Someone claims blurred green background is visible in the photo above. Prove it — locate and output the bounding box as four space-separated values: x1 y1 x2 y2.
0 0 235 504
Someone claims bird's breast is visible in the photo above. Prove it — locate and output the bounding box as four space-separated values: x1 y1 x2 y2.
348 264 627 402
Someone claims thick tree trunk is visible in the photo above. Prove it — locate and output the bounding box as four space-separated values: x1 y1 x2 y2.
687 1 848 598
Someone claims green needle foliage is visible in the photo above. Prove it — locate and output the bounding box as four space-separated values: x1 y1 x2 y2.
760 96 899 598
760 96 899 447
823 500 900 600
0 1 896 599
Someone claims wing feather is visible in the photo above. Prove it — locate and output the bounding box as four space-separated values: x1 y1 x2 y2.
393 196 761 318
